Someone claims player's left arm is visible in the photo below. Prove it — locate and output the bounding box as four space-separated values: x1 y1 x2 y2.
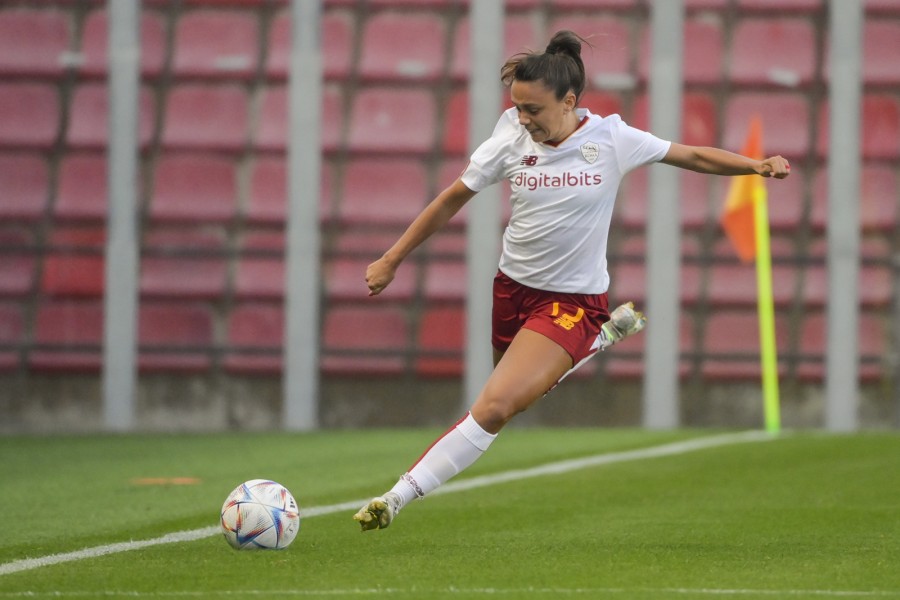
660 142 791 179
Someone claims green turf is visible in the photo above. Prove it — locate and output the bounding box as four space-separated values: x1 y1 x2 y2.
2 429 899 599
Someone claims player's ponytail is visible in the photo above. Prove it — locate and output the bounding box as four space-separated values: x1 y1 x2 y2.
500 30 588 103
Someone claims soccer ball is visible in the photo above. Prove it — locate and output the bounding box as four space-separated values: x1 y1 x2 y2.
220 479 300 550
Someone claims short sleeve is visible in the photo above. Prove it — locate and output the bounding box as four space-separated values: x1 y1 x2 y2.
460 109 519 192
609 115 671 175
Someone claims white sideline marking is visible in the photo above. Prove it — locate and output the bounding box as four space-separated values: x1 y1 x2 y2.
0 431 774 577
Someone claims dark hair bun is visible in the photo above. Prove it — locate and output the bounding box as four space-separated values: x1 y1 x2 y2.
546 30 583 59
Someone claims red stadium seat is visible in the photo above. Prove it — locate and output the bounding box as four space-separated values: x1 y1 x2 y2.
815 95 900 161
157 0 267 5
0 84 59 149
321 305 410 375
0 9 70 78
800 238 893 309
171 11 258 79
224 303 283 374
737 0 822 10
0 302 24 371
256 84 342 153
548 16 632 90
631 92 717 149
338 158 428 227
162 84 249 151
796 312 885 381
866 0 900 14
54 153 108 222
246 156 333 225
416 306 465 377
686 0 729 7
423 260 466 302
801 263 892 310
348 87 437 154
862 20 900 85
638 18 723 85
548 0 640 8
609 237 703 306
367 0 469 6
358 12 445 82
325 257 416 302
579 91 624 118
0 153 49 222
234 232 284 300
823 20 900 85
68 83 156 150
30 300 104 372
450 15 541 81
0 230 36 298
332 230 407 261
701 310 789 380
730 19 817 87
79 9 166 79
604 312 695 380
706 261 797 308
724 93 810 158
442 90 470 157
266 9 353 80
809 165 898 232
441 90 510 157
707 238 798 310
41 228 105 298
138 302 214 372
617 166 712 231
150 154 237 223
425 229 466 259
140 229 227 300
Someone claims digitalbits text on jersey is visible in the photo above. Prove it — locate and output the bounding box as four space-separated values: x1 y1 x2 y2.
511 171 603 191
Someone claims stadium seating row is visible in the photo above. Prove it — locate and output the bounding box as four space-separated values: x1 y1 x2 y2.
4 226 892 306
2 82 899 161
0 299 886 382
1 7 899 85
2 150 898 231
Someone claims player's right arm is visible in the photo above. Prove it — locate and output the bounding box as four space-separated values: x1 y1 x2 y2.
366 178 477 297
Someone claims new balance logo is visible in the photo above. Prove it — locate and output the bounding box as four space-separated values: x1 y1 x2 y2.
520 155 538 166
551 302 585 331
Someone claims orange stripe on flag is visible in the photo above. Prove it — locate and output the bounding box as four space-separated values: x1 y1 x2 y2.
721 116 765 263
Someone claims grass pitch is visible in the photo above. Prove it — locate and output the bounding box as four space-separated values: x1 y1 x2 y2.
1 428 899 599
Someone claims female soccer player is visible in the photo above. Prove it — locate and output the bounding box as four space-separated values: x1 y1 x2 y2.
354 30 791 531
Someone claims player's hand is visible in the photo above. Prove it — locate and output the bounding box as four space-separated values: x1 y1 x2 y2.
759 155 791 179
365 257 396 297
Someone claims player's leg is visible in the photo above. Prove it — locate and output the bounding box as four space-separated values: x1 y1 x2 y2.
470 328 573 433
353 329 572 531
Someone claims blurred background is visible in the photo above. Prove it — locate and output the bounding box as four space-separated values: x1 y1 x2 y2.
0 0 897 433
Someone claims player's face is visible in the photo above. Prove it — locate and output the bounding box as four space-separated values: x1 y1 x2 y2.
510 80 576 144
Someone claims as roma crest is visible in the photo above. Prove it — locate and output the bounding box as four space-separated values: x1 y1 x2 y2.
580 141 599 163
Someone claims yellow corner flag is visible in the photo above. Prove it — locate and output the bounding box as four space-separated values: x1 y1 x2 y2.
719 116 781 434
721 117 764 263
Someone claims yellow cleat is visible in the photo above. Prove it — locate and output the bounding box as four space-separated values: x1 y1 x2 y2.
600 301 647 349
352 494 399 531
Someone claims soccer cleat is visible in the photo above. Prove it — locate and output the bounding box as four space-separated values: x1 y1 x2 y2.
599 301 647 349
353 492 401 531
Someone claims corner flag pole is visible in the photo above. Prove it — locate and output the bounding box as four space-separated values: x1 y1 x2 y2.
720 116 781 434
752 177 781 435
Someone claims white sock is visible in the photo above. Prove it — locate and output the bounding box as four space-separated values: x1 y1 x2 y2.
388 412 497 510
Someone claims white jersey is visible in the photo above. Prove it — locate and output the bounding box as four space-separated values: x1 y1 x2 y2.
461 107 671 294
